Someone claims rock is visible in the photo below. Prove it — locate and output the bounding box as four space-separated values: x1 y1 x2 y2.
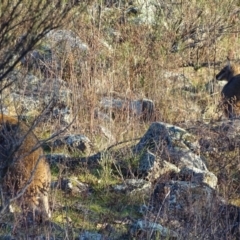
105 27 122 43
162 71 195 92
103 0 126 8
218 203 240 238
79 231 103 240
94 108 116 144
0 236 14 240
220 119 240 138
179 166 218 189
131 0 157 25
134 122 206 173
51 177 89 195
45 152 103 167
46 153 70 164
133 122 217 187
5 71 37 89
138 149 214 184
17 33 60 76
152 180 219 225
133 122 171 153
8 93 41 116
113 179 152 195
130 219 178 239
94 109 113 123
19 29 88 81
168 147 207 171
98 125 116 143
51 106 72 125
46 29 88 52
139 150 180 181
50 134 92 154
138 204 154 214
71 202 90 215
198 120 240 153
17 76 70 101
2 72 73 124
20 46 55 75
100 97 154 121
151 179 240 238
134 122 200 153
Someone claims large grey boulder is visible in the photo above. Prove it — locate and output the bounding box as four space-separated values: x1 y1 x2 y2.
19 29 89 79
49 134 92 154
99 97 154 121
4 74 73 124
134 122 200 153
151 180 240 239
46 29 89 52
134 122 217 188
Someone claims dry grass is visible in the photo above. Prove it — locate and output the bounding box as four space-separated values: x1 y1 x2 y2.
1 0 240 239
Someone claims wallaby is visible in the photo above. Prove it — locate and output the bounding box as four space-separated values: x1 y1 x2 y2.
0 114 51 219
216 59 240 119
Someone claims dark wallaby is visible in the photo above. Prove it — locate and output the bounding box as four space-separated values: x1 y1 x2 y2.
216 60 240 119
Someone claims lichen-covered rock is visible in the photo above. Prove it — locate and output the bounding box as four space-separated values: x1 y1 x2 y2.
179 166 218 189
49 134 92 154
100 97 154 121
130 219 178 239
79 231 103 240
3 71 73 124
139 150 180 181
134 121 218 192
151 179 240 238
51 177 89 196
113 179 152 196
46 29 89 52
134 122 200 154
152 180 219 223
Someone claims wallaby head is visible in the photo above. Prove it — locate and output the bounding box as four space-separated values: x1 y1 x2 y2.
216 60 234 81
216 59 239 81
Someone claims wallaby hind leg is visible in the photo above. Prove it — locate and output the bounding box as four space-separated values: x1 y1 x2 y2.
39 193 51 219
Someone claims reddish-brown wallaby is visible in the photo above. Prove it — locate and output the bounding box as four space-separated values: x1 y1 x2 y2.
216 59 240 119
0 114 51 219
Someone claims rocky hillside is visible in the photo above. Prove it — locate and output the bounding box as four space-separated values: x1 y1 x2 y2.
1 0 240 239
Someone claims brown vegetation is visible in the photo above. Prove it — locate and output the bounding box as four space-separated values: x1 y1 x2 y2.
2 0 240 238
